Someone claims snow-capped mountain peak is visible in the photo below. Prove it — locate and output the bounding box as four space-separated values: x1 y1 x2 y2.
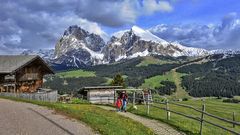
102 25 210 62
131 25 169 46
25 25 214 68
53 25 106 67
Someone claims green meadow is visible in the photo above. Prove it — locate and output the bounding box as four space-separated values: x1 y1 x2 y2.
57 70 96 78
129 98 240 135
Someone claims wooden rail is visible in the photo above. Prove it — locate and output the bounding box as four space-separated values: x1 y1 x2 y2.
127 96 240 135
80 95 240 134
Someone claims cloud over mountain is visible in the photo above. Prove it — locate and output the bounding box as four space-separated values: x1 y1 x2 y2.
149 13 240 50
0 0 174 54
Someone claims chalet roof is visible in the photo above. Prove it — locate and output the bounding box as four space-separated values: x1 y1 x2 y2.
82 86 123 91
0 55 54 74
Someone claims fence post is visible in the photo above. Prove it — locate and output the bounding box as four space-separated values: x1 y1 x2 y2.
233 112 236 128
199 104 206 135
147 93 150 115
133 91 136 106
114 91 116 105
166 99 170 120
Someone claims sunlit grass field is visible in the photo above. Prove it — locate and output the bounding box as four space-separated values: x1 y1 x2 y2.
141 69 189 99
136 56 178 67
57 69 96 78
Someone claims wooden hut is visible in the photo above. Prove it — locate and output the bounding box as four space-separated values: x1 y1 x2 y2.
0 55 54 93
82 86 123 104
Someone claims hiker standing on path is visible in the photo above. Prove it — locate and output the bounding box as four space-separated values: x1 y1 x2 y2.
115 96 122 112
120 91 128 112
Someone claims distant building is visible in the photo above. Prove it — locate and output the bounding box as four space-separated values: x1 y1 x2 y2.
0 55 54 93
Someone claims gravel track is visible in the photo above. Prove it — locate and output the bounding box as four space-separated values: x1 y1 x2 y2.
0 98 95 135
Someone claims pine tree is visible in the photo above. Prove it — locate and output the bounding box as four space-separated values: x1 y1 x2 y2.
111 74 126 88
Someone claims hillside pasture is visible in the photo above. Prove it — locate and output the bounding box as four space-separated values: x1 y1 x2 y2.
136 56 178 67
57 70 96 78
141 69 189 99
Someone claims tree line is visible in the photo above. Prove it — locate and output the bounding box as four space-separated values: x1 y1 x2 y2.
177 54 240 97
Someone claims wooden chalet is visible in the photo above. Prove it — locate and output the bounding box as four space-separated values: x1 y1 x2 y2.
0 55 54 93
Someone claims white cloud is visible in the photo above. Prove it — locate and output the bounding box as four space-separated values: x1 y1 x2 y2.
149 13 240 50
0 0 175 54
76 0 174 26
143 0 173 14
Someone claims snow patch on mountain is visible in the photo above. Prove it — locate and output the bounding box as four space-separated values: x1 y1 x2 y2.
131 26 169 46
21 49 54 60
112 30 128 38
129 49 150 58
171 42 209 57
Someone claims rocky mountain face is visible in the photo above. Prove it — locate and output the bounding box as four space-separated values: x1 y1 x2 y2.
23 25 216 69
102 26 209 62
53 25 105 67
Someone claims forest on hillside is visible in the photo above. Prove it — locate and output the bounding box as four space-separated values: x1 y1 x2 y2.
44 56 182 94
177 54 240 97
44 54 240 97
86 57 181 87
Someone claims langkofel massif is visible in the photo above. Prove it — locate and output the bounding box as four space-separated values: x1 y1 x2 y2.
23 25 210 69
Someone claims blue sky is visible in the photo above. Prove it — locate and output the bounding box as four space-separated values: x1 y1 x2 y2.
106 0 240 31
0 0 240 54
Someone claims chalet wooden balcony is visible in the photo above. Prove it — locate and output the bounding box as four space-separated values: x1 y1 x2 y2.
19 73 39 81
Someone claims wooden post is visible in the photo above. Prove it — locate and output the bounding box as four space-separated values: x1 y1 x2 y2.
199 104 206 135
233 112 236 128
114 90 116 105
133 91 136 106
142 91 146 105
147 93 150 115
166 100 170 120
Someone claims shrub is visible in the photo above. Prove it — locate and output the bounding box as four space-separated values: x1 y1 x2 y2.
156 81 176 95
223 98 240 103
70 98 89 104
182 98 189 101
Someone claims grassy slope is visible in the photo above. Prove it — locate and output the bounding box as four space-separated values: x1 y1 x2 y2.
0 96 154 135
141 69 189 99
136 56 177 67
129 98 240 135
57 70 96 78
170 69 190 99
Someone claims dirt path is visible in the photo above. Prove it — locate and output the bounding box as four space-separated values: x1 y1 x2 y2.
171 69 190 99
0 98 95 135
98 106 185 135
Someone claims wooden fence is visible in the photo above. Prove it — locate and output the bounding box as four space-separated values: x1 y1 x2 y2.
0 90 58 102
86 95 240 135
129 96 240 135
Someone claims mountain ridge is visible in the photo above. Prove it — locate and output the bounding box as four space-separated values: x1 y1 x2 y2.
21 25 239 69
